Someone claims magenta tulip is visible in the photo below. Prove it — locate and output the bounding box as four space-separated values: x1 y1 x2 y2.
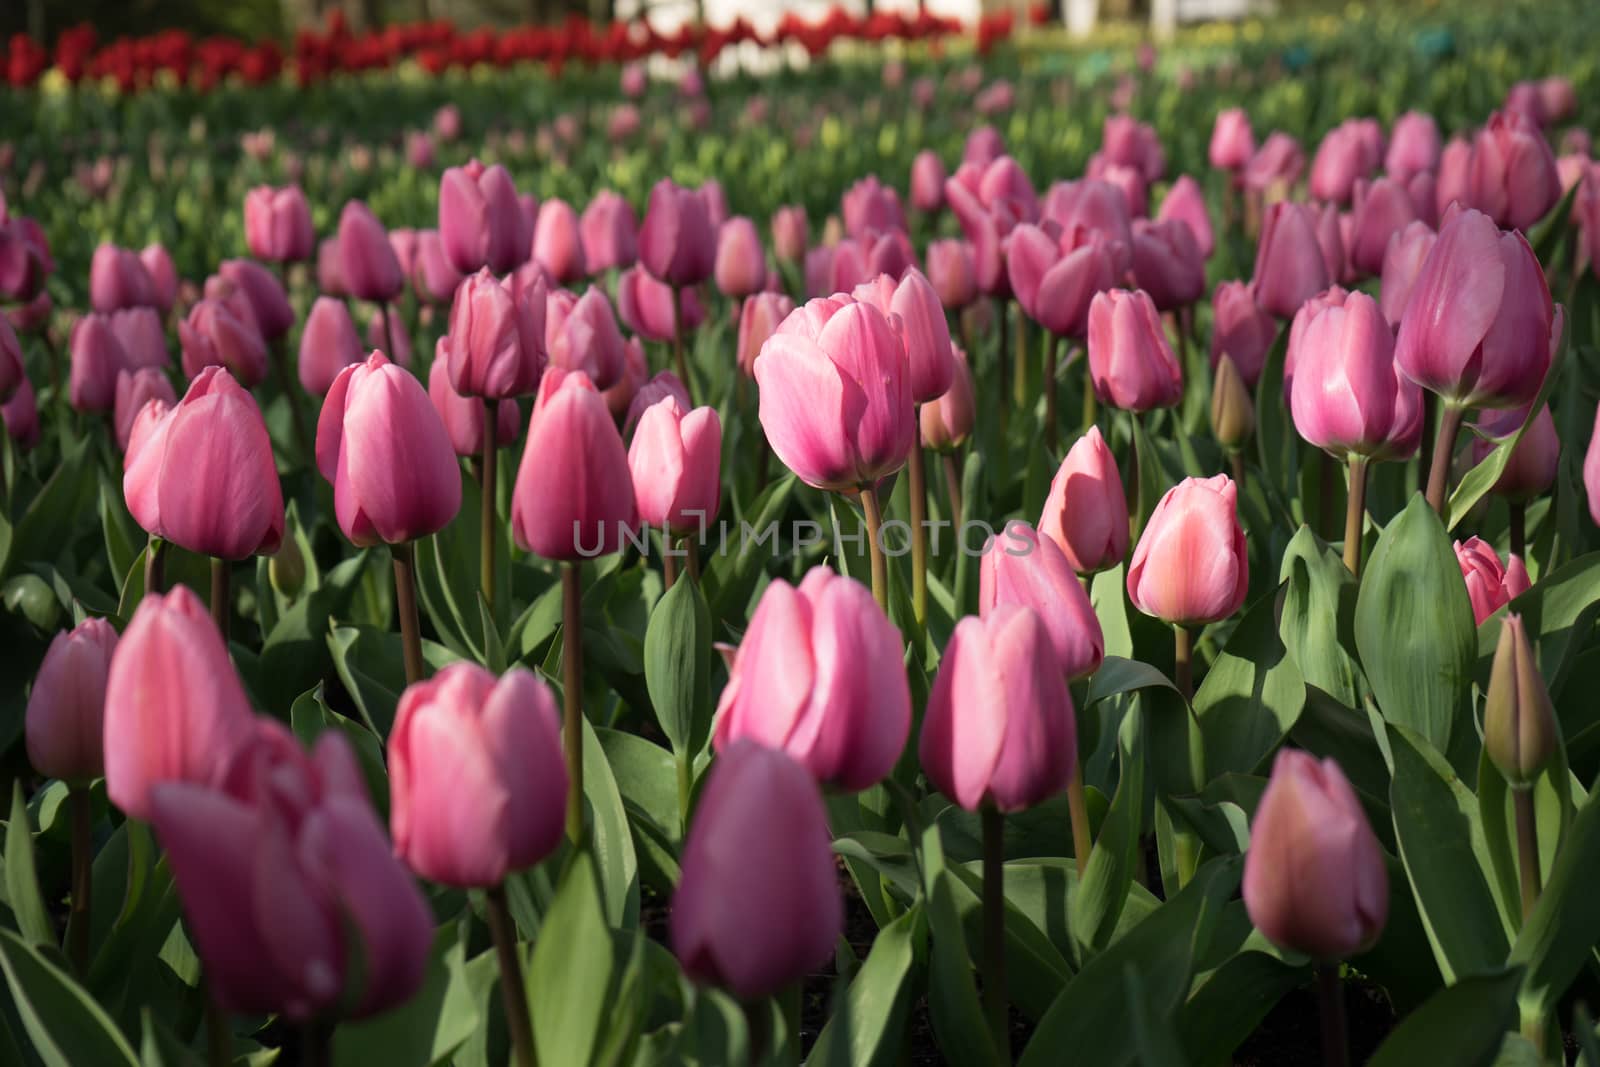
1132 217 1206 311
337 201 405 303
428 349 519 458
178 298 268 386
112 367 176 452
623 371 691 436
1310 119 1381 205
69 313 128 414
1007 224 1117 339
714 216 767 298
25 618 117 784
1378 221 1438 327
1209 281 1277 388
545 286 626 390
1086 288 1183 412
1347 179 1421 277
1468 110 1561 232
219 259 294 341
842 174 908 239
411 230 464 305
108 307 168 371
1244 132 1307 193
1385 112 1442 183
1101 114 1166 183
439 161 528 275
1128 474 1249 625
617 263 685 343
639 178 716 287
1252 201 1333 319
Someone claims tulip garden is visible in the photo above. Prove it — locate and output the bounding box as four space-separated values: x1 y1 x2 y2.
5 1 1600 1064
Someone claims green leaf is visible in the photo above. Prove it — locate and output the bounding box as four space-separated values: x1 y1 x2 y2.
1071 702 1146 955
1387 725 1508 982
0 927 138 1067
581 717 640 930
1122 967 1190 1067
140 1009 203 1067
333 923 492 1067
1365 967 1523 1067
1277 526 1363 707
5 781 54 947
1090 564 1133 661
1355 494 1477 776
1475 551 1600 701
99 478 142 598
643 575 711 756
925 869 1001 1064
808 905 923 1067
1508 779 1600 1021
257 551 369 714
1129 410 1167 532
2 440 94 579
1179 951 1307 1067
1194 584 1305 776
528 853 613 1067
705 473 796 621
1085 655 1176 706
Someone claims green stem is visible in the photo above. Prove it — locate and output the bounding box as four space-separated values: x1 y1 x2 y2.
981 806 1011 1064
272 336 312 463
1012 303 1028 411
1514 787 1541 923
1174 624 1205 887
676 751 693 840
943 451 964 523
392 541 424 686
486 885 538 1067
1509 500 1526 560
1317 963 1349 1067
67 786 91 975
1066 770 1092 880
205 990 231 1067
562 562 586 846
481 401 497 621
210 558 230 644
1082 353 1098 433
1424 403 1465 516
1343 457 1368 578
671 285 694 406
1044 337 1061 454
908 422 928 627
858 485 889 614
145 536 166 595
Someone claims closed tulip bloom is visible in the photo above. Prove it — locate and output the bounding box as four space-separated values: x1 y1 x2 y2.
1456 537 1527 624
298 297 365 396
1435 136 1473 217
411 230 464 305
1212 354 1257 449
1132 218 1206 311
1348 179 1421 277
639 178 716 287
1484 614 1559 786
1157 175 1215 259
25 618 118 784
108 307 169 371
178 298 268 386
1385 112 1442 183
337 201 404 303
90 244 156 312
317 238 348 297
736 292 794 378
428 350 519 458
852 268 955 402
447 269 547 399
981 523 1104 679
616 264 679 343
1039 426 1128 574
623 371 691 436
1310 120 1381 205
103 586 256 820
1209 281 1276 388
244 185 314 262
1128 474 1248 625
580 191 638 273
714 216 766 298
316 352 461 546
389 663 567 887
1289 291 1414 458
113 367 176 452
2 376 37 450
1210 108 1256 171
1468 110 1561 232
629 397 721 534
1243 132 1307 194
926 239 978 310
1244 749 1388 959
0 221 49 304
945 180 1011 298
388 229 420 282
1316 203 1348 285
1585 406 1600 526
911 150 948 213
545 286 626 390
1101 114 1166 183
713 568 910 790
69 313 128 413
1042 179 1135 274
921 345 975 452
143 245 178 311
1407 170 1440 229
122 366 284 559
1086 289 1183 412
0 318 21 402
152 721 431 1020
439 161 528 275
1095 162 1150 219
219 259 294 341
842 175 909 239
1252 201 1332 318
1007 224 1116 338
531 198 587 285
755 297 914 491
964 124 1006 166
1470 403 1559 501
672 742 842 999
1379 221 1438 326
920 604 1076 813
512 368 637 559
771 205 809 263
1394 209 1553 409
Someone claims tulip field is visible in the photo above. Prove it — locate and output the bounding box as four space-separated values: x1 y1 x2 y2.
7 0 1600 1063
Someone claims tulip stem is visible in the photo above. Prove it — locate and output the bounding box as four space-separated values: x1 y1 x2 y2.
210 558 230 643
391 541 425 686
67 785 91 975
1173 624 1205 887
1066 768 1092 879
1229 451 1246 493
480 407 497 620
1012 303 1029 412
676 751 693 839
145 536 166 595
1317 963 1349 1067
1509 501 1527 559
943 452 964 523
858 485 889 614
562 562 586 847
379 300 396 361
485 885 538 1067
908 423 928 627
1343 457 1369 578
670 285 694 406
661 532 679 589
1514 787 1542 923
271 337 312 464
1318 452 1337 542
683 536 700 583
1424 404 1465 517
980 806 1011 1065
299 1022 332 1067
996 301 1009 440
1044 337 1062 455
205 989 231 1067
1082 359 1098 433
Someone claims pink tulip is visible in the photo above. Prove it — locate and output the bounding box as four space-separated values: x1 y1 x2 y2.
842 175 908 240
108 307 168 371
1210 108 1256 171
69 313 128 413
1244 749 1388 959
580 191 638 273
428 348 519 458
1128 474 1249 625
852 268 955 402
713 217 766 298
920 604 1076 812
122 366 284 559
629 397 722 534
178 298 268 386
805 239 872 298
623 371 691 436
337 201 404 304
439 161 528 275
1456 537 1526 623
1378 221 1438 327
713 567 910 790
366 306 412 368
0 317 21 402
1347 179 1420 277
1132 217 1206 311
964 125 1005 166
1470 402 1558 501
531 198 587 285
1385 112 1442 183
389 663 567 887
771 205 809 263
1310 120 1381 205
90 244 156 313
25 618 117 783
244 185 314 263
865 229 916 283
1243 132 1307 193
921 345 975 452
980 523 1104 679
945 179 1012 298
1505 81 1546 126
1086 288 1183 412
1209 281 1277 388
317 238 348 297
103 586 256 820
911 150 948 213
672 742 842 999
639 178 716 288
736 292 794 378
926 239 978 311
1586 406 1600 528
219 259 293 341
1468 110 1561 232
1407 170 1440 229
1540 77 1578 125
135 244 173 314
298 297 364 396
388 229 421 288
1101 114 1165 183
2 376 38 450
1394 209 1553 409
434 104 462 141
1251 201 1332 319
446 268 547 399
545 286 626 390
0 218 49 302
1007 224 1117 339
1289 290 1417 459
1316 202 1348 286
412 230 465 305
755 296 914 491
1435 136 1473 217
1092 161 1150 219
112 367 176 452
1039 429 1126 571
151 720 431 1019
511 368 637 559
1157 175 1214 259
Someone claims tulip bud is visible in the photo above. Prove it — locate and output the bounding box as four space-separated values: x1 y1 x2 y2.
447 269 547 399
713 217 766 298
1251 202 1332 319
921 345 975 452
616 264 683 343
90 244 156 313
639 178 716 288
1039 426 1128 574
1385 112 1442 183
920 604 1076 813
439 161 528 275
1128 475 1249 625
69 313 128 414
1468 110 1561 232
317 238 348 297
736 292 794 378
219 259 294 342
531 197 586 285
926 239 978 311
980 523 1105 679
1209 281 1276 388
1210 108 1255 171
771 205 809 263
1157 175 1215 260
142 245 180 313
1086 288 1183 412
298 297 364 396
269 536 306 598
178 298 268 387
545 286 625 390
3 376 38 450
1379 221 1438 327
25 618 118 784
911 150 948 213
1482 614 1559 787
244 184 314 263
1211 355 1256 451
853 269 955 402
1289 290 1413 459
628 398 722 535
337 201 404 304
1244 749 1388 959
1132 218 1206 311
112 367 176 452
1243 132 1307 196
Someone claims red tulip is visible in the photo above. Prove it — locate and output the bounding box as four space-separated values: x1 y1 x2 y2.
1128 474 1248 625
25 618 117 784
